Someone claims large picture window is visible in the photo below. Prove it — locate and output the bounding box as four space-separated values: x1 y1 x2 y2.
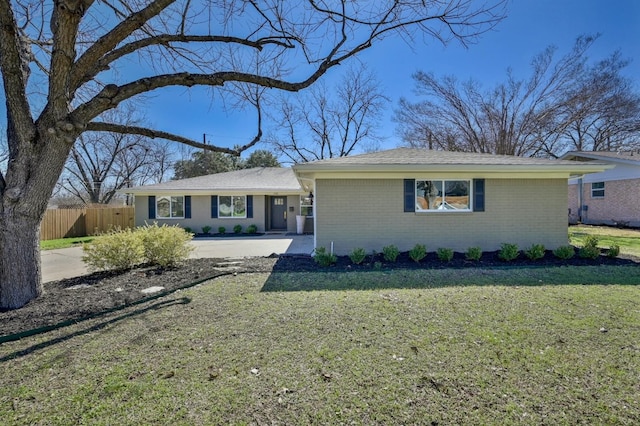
156 196 184 218
415 180 471 212
219 195 247 218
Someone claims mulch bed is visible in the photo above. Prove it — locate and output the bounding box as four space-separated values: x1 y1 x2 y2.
1 251 637 339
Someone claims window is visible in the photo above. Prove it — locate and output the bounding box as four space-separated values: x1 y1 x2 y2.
415 180 471 212
591 182 605 198
156 196 184 218
218 195 247 218
300 193 314 217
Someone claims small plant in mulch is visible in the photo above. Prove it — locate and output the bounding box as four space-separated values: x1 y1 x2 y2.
436 248 454 262
246 224 258 234
218 226 226 234
383 245 400 263
524 244 546 261
466 246 482 261
498 243 519 262
553 245 575 260
233 224 243 234
409 244 427 263
607 244 620 258
202 225 212 234
349 248 367 265
314 247 337 267
579 235 600 259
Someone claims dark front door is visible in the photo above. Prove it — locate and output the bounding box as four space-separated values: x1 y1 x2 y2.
270 196 287 230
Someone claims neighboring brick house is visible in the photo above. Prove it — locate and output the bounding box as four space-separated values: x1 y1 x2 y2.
561 151 640 228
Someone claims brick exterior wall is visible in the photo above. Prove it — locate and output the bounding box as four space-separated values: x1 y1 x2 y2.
315 178 568 255
576 178 640 227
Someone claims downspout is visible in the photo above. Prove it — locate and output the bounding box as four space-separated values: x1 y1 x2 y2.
577 176 584 223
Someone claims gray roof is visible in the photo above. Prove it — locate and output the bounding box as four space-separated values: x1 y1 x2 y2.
293 148 610 175
561 151 640 166
125 167 303 195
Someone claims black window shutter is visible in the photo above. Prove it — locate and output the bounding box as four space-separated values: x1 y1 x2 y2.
211 195 218 218
404 179 415 212
148 196 156 219
247 195 253 218
185 196 192 218
474 179 485 212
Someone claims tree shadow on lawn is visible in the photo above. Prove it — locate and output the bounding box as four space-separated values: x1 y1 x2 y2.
262 251 640 292
0 296 191 362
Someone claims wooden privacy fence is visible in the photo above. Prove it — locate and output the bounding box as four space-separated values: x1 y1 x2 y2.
40 207 135 240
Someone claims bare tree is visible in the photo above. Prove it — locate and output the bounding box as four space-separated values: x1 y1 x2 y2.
0 0 505 309
395 35 640 157
269 66 389 163
60 108 173 205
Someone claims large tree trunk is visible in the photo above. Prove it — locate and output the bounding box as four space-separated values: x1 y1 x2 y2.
0 209 42 309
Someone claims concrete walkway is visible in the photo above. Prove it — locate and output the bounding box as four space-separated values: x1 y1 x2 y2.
41 234 314 283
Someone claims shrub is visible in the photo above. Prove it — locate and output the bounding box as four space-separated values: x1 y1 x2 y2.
524 244 546 261
579 244 600 259
202 225 212 234
436 247 454 262
382 244 400 262
138 222 194 267
82 227 144 271
314 247 337 267
373 261 383 270
553 245 575 260
349 248 367 265
233 224 243 234
498 243 519 262
583 235 599 249
466 246 482 261
607 244 620 258
218 226 226 234
246 224 258 234
409 243 427 263
184 227 192 234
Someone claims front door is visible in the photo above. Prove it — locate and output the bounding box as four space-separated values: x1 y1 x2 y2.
270 196 287 230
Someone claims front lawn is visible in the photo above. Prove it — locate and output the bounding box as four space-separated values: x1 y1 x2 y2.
1 272 638 424
570 224 640 257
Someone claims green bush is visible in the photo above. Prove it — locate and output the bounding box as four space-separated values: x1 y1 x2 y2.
349 248 367 265
138 222 194 267
202 225 212 234
218 226 226 234
82 227 144 271
498 243 519 262
583 235 599 249
524 244 546 261
314 247 337 267
579 245 600 259
465 246 482 261
409 243 427 263
233 224 243 234
553 245 575 260
246 224 258 234
382 245 400 262
607 244 620 258
436 247 454 262
184 227 192 234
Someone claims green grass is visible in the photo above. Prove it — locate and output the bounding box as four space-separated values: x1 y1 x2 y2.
570 224 640 257
40 236 95 250
1 272 639 424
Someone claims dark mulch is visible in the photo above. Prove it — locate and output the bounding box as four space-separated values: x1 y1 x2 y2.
1 250 637 339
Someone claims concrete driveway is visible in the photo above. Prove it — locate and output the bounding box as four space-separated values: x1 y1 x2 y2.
41 234 314 283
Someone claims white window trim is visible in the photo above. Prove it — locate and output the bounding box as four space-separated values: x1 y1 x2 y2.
218 195 247 219
300 194 314 218
591 182 605 198
156 195 185 219
415 179 472 213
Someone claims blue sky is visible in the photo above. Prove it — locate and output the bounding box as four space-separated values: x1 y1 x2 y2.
2 1 639 159
147 0 640 155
